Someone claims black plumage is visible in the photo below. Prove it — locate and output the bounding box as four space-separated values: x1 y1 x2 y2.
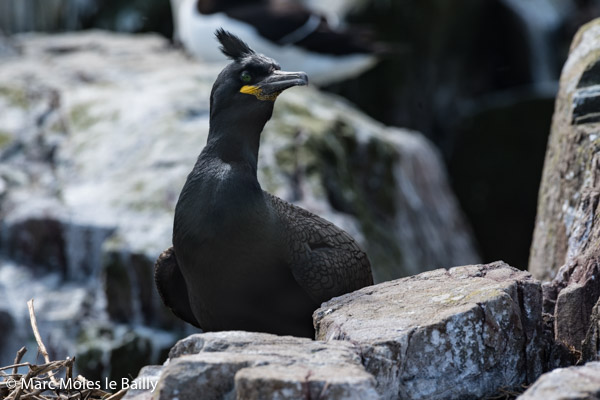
155 29 373 338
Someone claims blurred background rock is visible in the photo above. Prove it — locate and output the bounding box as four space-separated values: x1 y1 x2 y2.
2 0 599 268
1 0 600 391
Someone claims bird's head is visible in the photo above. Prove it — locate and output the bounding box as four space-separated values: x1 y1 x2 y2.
210 29 308 120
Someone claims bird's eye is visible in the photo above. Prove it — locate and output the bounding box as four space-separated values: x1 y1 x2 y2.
241 71 252 83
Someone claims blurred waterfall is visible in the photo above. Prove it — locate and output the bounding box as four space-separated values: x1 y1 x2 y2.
64 222 112 282
500 0 571 88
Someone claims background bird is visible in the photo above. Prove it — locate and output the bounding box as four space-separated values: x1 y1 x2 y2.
171 0 383 85
155 29 373 338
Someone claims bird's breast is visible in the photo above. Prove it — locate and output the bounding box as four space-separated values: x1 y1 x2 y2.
173 169 289 320
173 162 283 260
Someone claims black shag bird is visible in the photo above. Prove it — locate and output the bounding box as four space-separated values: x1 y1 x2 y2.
155 29 373 338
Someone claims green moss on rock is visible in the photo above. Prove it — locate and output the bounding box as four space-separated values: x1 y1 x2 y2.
0 86 28 108
0 130 14 149
70 102 101 130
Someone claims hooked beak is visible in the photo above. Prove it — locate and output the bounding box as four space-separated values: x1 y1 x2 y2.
240 70 308 101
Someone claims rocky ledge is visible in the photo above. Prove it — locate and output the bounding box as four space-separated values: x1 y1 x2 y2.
124 262 544 400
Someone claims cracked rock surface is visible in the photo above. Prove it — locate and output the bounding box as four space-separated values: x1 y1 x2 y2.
527 17 600 356
528 18 600 283
124 331 378 400
314 261 543 400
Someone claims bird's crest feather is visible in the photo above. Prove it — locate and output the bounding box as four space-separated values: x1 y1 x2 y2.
215 28 255 61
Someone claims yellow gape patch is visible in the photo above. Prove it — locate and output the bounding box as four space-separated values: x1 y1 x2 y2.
240 85 279 101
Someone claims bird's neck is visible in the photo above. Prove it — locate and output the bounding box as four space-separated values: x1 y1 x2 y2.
204 111 271 174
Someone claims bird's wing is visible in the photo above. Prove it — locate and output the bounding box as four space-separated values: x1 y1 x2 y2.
154 247 202 328
225 4 377 55
265 192 373 304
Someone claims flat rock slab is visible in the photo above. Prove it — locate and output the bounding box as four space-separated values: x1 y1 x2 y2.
517 361 600 400
152 331 378 400
314 261 543 400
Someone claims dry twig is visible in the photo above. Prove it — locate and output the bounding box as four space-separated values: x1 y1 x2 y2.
13 348 27 377
0 299 127 400
27 300 58 387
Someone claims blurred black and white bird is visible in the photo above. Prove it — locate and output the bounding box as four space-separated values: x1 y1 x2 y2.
171 0 385 85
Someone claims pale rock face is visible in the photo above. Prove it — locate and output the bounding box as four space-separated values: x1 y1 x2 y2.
124 331 379 400
528 17 600 355
159 332 378 400
314 262 544 400
528 17 600 280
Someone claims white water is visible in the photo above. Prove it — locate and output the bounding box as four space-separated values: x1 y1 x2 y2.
500 0 572 87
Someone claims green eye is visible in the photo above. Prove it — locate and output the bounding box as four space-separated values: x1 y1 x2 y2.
241 71 252 83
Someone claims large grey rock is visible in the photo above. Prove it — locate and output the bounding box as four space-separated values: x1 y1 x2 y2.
154 332 378 400
529 18 600 281
314 262 543 400
517 361 600 400
528 18 600 355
